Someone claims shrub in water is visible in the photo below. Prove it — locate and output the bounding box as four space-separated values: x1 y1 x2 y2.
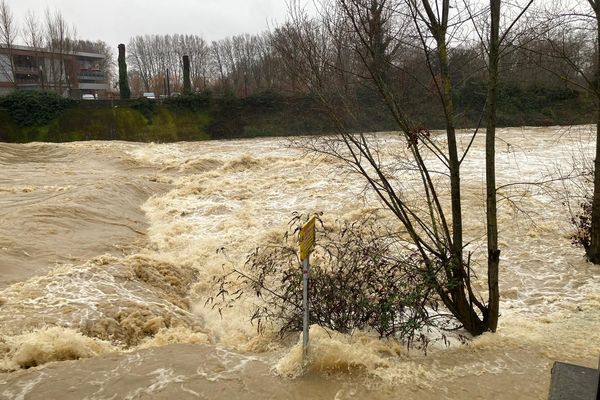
569 166 593 256
571 199 592 253
208 214 452 348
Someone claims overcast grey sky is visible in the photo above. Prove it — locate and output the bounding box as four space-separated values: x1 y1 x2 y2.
10 0 303 49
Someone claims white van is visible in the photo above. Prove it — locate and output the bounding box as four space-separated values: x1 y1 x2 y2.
143 92 156 100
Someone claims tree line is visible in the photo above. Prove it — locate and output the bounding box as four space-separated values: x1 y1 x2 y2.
126 33 281 97
120 4 594 140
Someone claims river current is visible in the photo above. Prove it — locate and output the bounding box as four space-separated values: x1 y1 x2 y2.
0 126 598 399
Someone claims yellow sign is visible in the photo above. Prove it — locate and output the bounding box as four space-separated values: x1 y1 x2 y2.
299 216 316 261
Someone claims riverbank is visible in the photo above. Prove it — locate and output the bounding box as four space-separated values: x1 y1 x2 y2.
0 87 595 143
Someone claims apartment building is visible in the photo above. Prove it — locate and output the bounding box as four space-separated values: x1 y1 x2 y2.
0 44 110 98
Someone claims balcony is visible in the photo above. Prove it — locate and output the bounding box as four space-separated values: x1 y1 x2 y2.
78 70 106 81
16 74 41 84
15 66 40 75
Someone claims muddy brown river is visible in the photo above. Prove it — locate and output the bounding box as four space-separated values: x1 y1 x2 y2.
0 126 598 399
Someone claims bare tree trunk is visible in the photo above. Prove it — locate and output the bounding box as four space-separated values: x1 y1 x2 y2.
211 41 227 90
183 55 192 94
438 40 462 269
45 9 58 93
419 0 488 335
274 0 534 336
24 11 45 90
118 44 131 99
486 0 501 331
590 5 600 263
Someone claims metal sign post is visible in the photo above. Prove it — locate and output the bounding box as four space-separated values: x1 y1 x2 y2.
302 256 310 354
299 216 316 358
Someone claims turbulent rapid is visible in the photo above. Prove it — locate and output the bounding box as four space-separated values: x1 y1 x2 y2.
0 127 598 399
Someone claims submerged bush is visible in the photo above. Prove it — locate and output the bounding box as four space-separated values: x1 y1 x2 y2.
571 199 592 253
571 196 592 254
208 214 452 348
569 166 593 255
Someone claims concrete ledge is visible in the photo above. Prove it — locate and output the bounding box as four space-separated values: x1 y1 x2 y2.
548 362 599 400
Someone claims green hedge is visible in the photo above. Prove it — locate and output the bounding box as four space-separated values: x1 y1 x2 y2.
162 91 212 111
0 91 76 127
0 88 595 143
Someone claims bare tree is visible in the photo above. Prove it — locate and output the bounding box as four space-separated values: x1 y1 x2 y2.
528 1 600 263
271 0 532 336
211 40 228 90
275 0 491 335
408 0 494 334
0 0 18 88
485 0 502 332
128 36 152 91
465 0 534 332
23 10 45 89
44 8 77 95
586 0 600 263
125 31 297 96
127 34 214 94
